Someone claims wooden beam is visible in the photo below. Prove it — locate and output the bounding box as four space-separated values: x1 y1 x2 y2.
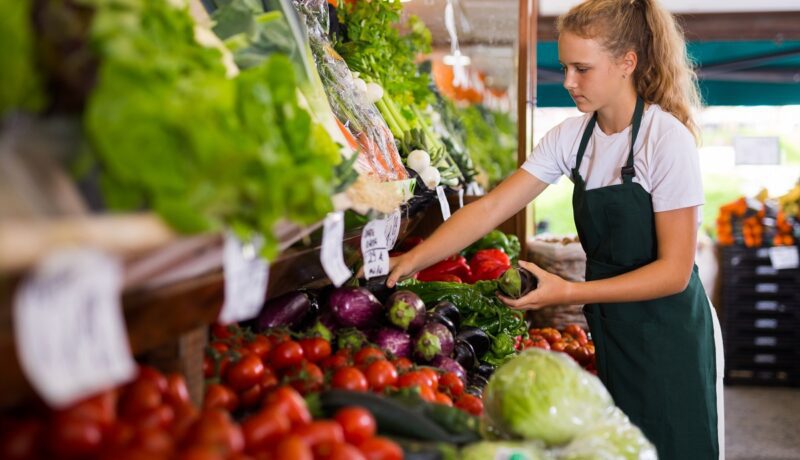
537 11 800 42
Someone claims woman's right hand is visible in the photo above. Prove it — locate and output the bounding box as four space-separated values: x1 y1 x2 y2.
386 253 419 288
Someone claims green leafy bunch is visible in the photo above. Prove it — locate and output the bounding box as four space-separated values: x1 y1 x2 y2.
0 0 46 116
84 0 340 258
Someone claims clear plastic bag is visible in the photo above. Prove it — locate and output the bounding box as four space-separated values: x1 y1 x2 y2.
556 408 658 460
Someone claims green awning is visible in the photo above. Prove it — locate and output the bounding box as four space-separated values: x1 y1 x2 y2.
536 40 800 107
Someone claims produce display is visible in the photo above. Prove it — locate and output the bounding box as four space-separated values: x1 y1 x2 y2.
716 194 796 247
518 325 597 375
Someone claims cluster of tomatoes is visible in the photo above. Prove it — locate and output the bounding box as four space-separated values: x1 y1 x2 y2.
203 324 482 417
516 324 597 374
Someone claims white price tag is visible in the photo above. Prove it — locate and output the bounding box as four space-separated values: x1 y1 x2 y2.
220 233 269 324
436 186 451 221
458 188 465 209
769 246 799 270
321 212 352 287
361 219 389 279
384 210 402 250
13 249 136 408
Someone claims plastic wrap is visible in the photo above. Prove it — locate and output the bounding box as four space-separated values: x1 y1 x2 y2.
483 348 614 446
557 408 658 460
294 0 408 182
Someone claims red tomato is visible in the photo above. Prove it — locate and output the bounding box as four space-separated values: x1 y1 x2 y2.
563 324 589 345
239 384 263 408
331 367 368 392
418 368 439 391
550 341 567 353
320 354 350 372
354 347 386 367
49 415 103 457
267 330 291 347
433 392 453 406
226 354 265 392
241 407 291 453
260 368 279 392
390 357 413 374
184 410 244 454
418 385 436 403
132 404 175 430
285 361 324 395
298 337 332 363
0 420 42 460
317 442 367 460
334 407 376 445
211 323 236 340
61 390 118 429
263 387 312 427
528 336 551 350
397 371 433 390
134 427 174 454
357 437 403 460
438 372 464 398
538 328 562 344
120 380 163 419
245 336 272 361
176 446 227 460
269 341 304 370
203 384 238 412
274 435 312 460
171 404 199 441
203 356 215 378
292 421 344 448
364 360 398 392
137 367 169 394
165 374 190 408
105 421 136 449
455 394 484 416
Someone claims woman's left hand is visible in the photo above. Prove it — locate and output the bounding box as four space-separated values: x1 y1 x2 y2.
498 260 574 310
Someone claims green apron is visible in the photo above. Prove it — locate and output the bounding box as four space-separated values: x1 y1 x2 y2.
572 98 720 459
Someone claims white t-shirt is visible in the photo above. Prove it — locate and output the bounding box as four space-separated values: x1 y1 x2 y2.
522 104 704 214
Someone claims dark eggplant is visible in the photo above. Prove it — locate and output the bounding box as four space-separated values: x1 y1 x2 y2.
329 286 382 328
253 290 315 331
360 275 394 304
386 290 426 331
467 373 489 390
474 362 496 381
431 356 467 382
498 267 538 299
431 301 461 331
425 311 456 336
465 385 484 398
455 327 491 358
452 340 477 371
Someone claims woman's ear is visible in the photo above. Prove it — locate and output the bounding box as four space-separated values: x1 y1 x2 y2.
621 50 638 78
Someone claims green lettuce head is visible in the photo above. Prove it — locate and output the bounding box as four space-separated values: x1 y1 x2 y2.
558 408 657 460
483 348 613 446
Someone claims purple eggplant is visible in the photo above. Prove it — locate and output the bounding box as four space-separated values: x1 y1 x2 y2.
431 356 467 382
431 301 461 331
385 290 426 331
453 340 477 371
329 286 382 328
413 322 454 362
254 290 315 331
372 327 412 359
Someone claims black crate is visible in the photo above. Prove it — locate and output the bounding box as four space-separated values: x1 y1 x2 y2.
725 367 800 386
725 348 800 368
722 318 800 340
726 334 800 351
722 299 800 322
721 246 773 268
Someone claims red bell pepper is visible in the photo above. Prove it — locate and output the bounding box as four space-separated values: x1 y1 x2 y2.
417 255 471 282
469 249 511 282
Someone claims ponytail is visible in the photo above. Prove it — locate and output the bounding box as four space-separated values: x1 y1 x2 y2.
557 0 701 141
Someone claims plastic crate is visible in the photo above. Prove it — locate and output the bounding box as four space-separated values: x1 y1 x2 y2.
725 367 800 386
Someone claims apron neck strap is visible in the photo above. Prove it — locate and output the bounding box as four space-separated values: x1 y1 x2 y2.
572 97 645 184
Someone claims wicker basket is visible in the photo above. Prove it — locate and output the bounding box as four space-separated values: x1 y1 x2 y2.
526 236 588 330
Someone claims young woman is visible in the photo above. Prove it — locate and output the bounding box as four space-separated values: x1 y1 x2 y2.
386 0 724 458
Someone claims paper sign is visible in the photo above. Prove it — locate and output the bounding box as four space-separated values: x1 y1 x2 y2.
384 210 402 250
361 219 389 279
436 186 451 221
321 212 352 287
769 246 799 270
458 188 465 209
220 233 269 324
13 249 136 408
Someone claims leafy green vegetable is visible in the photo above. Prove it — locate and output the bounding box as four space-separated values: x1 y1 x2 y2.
558 408 657 460
0 0 45 116
84 0 339 258
483 349 614 446
461 441 551 460
458 104 518 188
463 230 521 261
397 278 526 364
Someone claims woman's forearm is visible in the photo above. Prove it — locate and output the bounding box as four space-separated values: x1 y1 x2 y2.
566 258 692 304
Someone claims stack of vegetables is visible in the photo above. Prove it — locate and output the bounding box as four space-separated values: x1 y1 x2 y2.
778 181 800 220
717 195 795 248
330 0 472 190
516 325 597 375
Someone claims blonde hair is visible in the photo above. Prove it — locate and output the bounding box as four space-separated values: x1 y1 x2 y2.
557 0 701 140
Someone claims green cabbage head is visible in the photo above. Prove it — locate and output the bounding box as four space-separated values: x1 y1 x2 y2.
483 348 614 446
